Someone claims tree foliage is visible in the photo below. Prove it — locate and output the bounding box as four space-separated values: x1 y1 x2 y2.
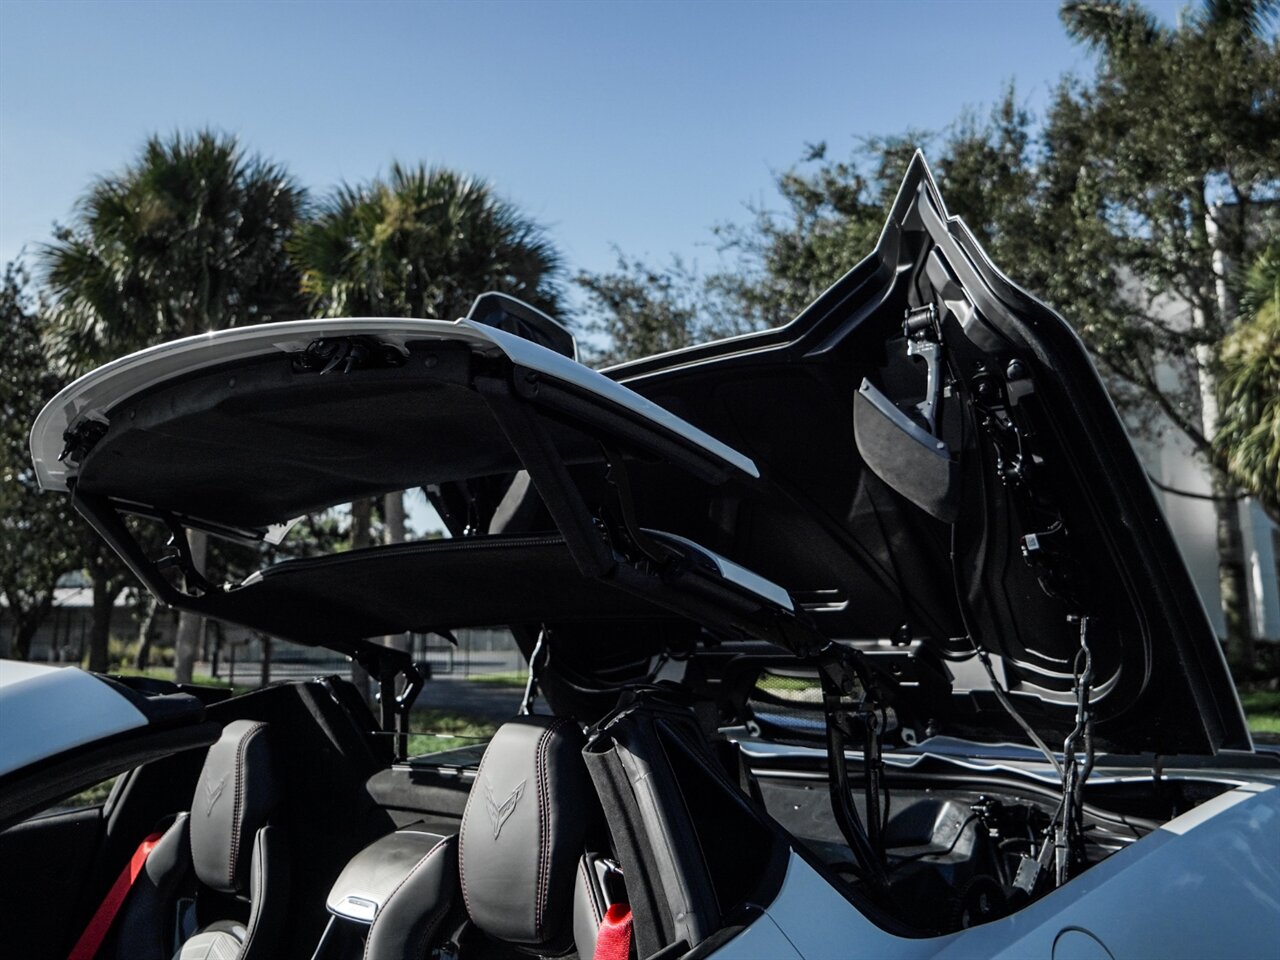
0 263 80 659
42 130 306 373
1038 0 1280 451
1216 241 1280 522
292 163 563 322
577 254 722 367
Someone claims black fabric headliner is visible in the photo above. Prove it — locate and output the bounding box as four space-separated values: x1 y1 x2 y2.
204 534 670 645
76 343 603 530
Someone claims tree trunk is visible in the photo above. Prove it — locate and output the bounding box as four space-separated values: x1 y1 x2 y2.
12 613 41 662
350 499 375 700
1199 209 1255 670
384 491 405 546
260 634 272 687
134 592 159 669
88 579 115 672
173 529 208 684
3 588 57 661
1210 469 1255 669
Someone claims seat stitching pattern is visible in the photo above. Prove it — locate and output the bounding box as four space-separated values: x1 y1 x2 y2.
364 836 452 960
458 741 492 922
534 718 570 940
409 853 458 960
227 722 268 892
239 828 266 958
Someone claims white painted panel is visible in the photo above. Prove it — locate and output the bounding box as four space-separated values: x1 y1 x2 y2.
0 661 148 776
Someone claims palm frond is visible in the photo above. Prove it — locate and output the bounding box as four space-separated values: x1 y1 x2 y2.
292 162 563 322
1060 0 1166 53
1200 0 1279 37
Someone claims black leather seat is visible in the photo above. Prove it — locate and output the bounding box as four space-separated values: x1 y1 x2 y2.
112 720 290 960
328 826 459 959
362 715 599 959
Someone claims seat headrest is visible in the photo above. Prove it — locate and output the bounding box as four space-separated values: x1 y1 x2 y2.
190 719 279 895
459 716 591 946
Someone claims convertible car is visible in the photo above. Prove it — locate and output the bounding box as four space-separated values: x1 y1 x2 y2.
5 155 1278 959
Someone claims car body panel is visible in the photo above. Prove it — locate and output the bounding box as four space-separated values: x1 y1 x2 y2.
0 661 147 777
739 782 1279 959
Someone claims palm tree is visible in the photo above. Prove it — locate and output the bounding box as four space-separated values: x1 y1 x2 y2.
42 130 305 677
293 162 562 322
1216 242 1280 525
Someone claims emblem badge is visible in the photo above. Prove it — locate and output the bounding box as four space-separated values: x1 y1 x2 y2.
203 774 228 816
484 779 526 840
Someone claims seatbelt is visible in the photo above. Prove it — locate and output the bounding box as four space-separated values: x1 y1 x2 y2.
594 902 633 960
66 831 164 960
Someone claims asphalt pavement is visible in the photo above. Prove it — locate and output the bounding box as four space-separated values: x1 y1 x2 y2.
414 675 529 721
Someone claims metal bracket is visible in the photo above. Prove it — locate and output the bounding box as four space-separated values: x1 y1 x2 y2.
521 626 549 715
58 417 109 466
903 304 943 434
357 648 424 763
156 514 213 596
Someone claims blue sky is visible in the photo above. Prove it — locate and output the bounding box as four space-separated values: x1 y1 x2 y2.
0 0 1186 294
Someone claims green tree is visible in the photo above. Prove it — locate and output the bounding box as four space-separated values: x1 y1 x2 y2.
1041 0 1279 663
292 162 562 322
577 254 711 367
1216 241 1280 523
0 263 80 661
41 130 306 680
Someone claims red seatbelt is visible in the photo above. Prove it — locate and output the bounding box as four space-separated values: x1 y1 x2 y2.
66 831 164 960
594 902 633 960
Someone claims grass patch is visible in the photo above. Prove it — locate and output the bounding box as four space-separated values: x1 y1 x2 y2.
1241 690 1280 735
408 708 499 756
108 667 243 693
66 776 118 809
757 673 820 692
467 671 528 687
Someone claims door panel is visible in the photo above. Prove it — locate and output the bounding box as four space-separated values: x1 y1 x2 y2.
0 805 104 959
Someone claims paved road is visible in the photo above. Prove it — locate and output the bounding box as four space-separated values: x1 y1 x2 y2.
199 654 537 722
414 675 531 721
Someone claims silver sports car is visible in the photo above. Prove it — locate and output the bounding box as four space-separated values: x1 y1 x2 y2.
5 155 1277 960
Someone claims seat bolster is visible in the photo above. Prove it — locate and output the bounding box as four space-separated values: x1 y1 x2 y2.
115 813 192 960
572 854 607 960
236 824 291 960
363 835 459 960
172 920 245 960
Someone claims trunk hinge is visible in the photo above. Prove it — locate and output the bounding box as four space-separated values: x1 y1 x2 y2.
903 304 944 434
59 417 109 466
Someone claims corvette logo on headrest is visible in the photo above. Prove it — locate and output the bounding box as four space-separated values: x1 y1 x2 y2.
484 779 525 840
204 774 228 817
